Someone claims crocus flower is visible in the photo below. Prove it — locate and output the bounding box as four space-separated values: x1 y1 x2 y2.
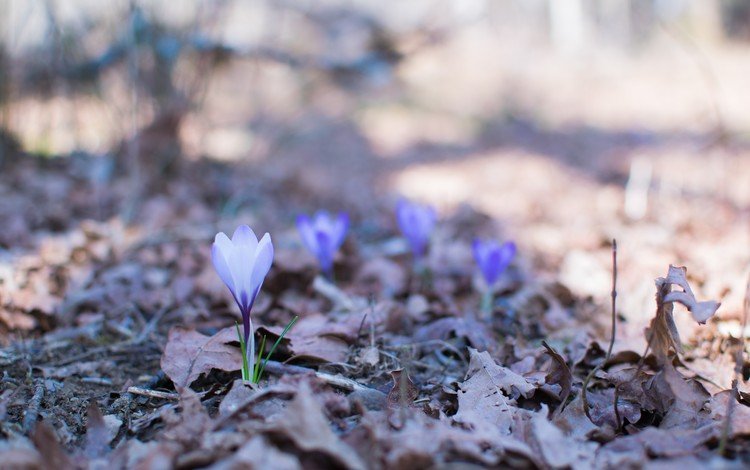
212 225 273 379
473 239 516 288
396 199 436 259
296 211 349 276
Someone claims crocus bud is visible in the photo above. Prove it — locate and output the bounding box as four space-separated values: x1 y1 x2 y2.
296 211 349 276
212 225 274 375
473 239 516 288
396 199 436 259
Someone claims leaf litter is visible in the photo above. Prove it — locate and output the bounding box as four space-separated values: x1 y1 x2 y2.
0 151 748 468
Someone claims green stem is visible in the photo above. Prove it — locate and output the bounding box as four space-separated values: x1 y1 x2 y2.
481 290 494 319
235 322 250 381
254 316 299 384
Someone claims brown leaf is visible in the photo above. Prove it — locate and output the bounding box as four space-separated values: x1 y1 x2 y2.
269 382 366 470
210 436 301 470
542 341 572 410
160 326 241 389
84 402 110 460
31 422 75 469
646 265 720 362
527 409 597 468
414 317 496 352
656 361 711 429
354 408 537 468
0 438 43 468
259 313 354 364
453 349 537 435
663 265 721 324
162 387 213 448
386 369 419 409
706 390 750 438
596 426 713 467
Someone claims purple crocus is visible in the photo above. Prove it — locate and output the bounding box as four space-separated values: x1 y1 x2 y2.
396 199 437 259
296 211 349 276
473 239 516 288
212 225 274 378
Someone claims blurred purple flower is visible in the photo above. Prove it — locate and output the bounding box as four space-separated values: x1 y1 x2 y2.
212 225 274 372
396 199 437 259
473 239 516 287
297 211 349 275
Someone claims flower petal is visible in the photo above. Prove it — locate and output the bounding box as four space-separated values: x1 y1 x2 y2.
231 225 259 253
297 215 318 254
497 241 517 272
212 232 238 298
332 212 349 249
250 233 274 295
315 230 333 272
231 225 259 303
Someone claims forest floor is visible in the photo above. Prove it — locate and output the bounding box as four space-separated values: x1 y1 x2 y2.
0 114 749 469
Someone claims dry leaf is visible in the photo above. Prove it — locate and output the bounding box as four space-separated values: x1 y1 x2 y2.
414 317 496 352
260 313 355 363
210 436 301 470
656 361 711 429
386 369 419 409
528 408 597 469
84 402 111 460
646 265 720 362
542 341 572 411
453 348 537 435
31 422 74 469
269 382 366 470
161 326 241 389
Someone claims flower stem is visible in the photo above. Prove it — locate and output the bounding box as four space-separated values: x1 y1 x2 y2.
246 317 255 382
481 290 494 319
254 315 298 383
235 322 250 381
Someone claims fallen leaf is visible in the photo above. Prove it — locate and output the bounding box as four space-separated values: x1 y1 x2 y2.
84 402 111 460
31 422 74 469
646 265 720 362
706 390 750 437
453 348 537 435
656 361 711 429
527 407 597 469
269 382 366 470
542 341 572 411
161 326 241 389
210 436 301 470
414 317 497 352
386 369 419 409
259 313 354 363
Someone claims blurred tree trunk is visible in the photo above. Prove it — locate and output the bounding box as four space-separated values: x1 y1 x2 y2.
549 0 588 53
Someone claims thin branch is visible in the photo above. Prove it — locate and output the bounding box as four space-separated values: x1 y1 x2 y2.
23 382 45 434
126 386 179 400
581 239 618 423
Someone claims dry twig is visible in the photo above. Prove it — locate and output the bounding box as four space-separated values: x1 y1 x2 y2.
126 386 179 400
23 382 45 433
581 239 617 423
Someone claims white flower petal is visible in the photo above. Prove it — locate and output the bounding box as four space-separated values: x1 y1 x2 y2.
212 233 237 297
250 233 274 294
231 225 259 253
230 225 258 302
297 215 318 253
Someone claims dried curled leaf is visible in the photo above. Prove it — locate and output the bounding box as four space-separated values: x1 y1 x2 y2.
662 265 721 324
646 265 720 362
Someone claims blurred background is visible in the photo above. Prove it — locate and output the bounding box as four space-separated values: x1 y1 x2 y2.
1 0 749 357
